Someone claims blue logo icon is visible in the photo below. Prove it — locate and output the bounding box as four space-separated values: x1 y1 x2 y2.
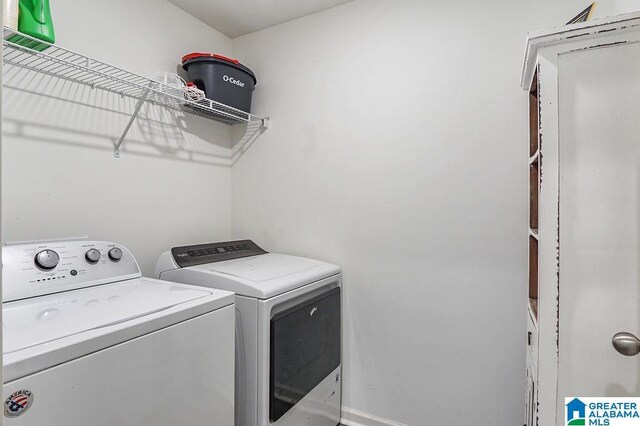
567 398 586 425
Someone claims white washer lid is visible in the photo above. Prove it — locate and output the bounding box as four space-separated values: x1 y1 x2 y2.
3 279 212 354
3 278 235 382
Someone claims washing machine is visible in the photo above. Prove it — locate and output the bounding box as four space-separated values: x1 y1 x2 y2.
2 240 235 425
155 240 342 426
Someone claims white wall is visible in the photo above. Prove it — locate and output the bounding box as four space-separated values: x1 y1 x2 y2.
230 1 600 424
593 0 640 18
2 0 235 274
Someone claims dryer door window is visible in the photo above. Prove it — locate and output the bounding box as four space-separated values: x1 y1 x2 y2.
270 287 341 422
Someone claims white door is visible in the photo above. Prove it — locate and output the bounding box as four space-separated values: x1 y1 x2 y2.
557 41 640 421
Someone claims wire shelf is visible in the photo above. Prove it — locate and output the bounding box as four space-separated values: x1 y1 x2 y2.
2 27 269 128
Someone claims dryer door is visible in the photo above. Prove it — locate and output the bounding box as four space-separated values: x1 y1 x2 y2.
269 287 341 423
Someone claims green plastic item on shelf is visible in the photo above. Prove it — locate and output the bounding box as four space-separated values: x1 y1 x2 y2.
10 0 55 51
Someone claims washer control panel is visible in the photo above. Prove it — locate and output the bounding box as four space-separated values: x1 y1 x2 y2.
3 240 141 302
171 239 267 268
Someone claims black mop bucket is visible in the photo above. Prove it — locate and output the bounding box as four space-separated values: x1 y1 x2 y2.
182 52 257 119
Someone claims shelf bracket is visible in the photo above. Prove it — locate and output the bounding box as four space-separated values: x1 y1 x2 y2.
114 84 152 158
261 117 271 129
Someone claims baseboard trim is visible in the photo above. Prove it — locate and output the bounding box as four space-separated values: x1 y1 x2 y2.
341 407 409 426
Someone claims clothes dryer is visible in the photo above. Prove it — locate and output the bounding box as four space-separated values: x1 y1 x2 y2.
156 240 341 426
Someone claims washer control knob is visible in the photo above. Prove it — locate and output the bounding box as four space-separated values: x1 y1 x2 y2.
35 250 60 270
108 247 123 262
85 249 101 264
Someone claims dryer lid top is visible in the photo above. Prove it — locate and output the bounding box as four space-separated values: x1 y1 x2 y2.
186 253 341 298
3 278 215 354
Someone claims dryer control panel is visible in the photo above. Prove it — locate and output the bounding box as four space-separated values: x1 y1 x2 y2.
171 239 267 268
3 240 141 302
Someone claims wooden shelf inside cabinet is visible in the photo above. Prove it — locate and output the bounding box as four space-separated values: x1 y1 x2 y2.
2 27 270 157
529 227 539 240
530 162 539 230
529 71 539 158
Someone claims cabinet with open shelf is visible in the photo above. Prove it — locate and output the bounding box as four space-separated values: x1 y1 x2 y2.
520 13 640 426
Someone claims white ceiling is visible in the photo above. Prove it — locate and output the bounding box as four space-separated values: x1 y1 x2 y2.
168 0 354 38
